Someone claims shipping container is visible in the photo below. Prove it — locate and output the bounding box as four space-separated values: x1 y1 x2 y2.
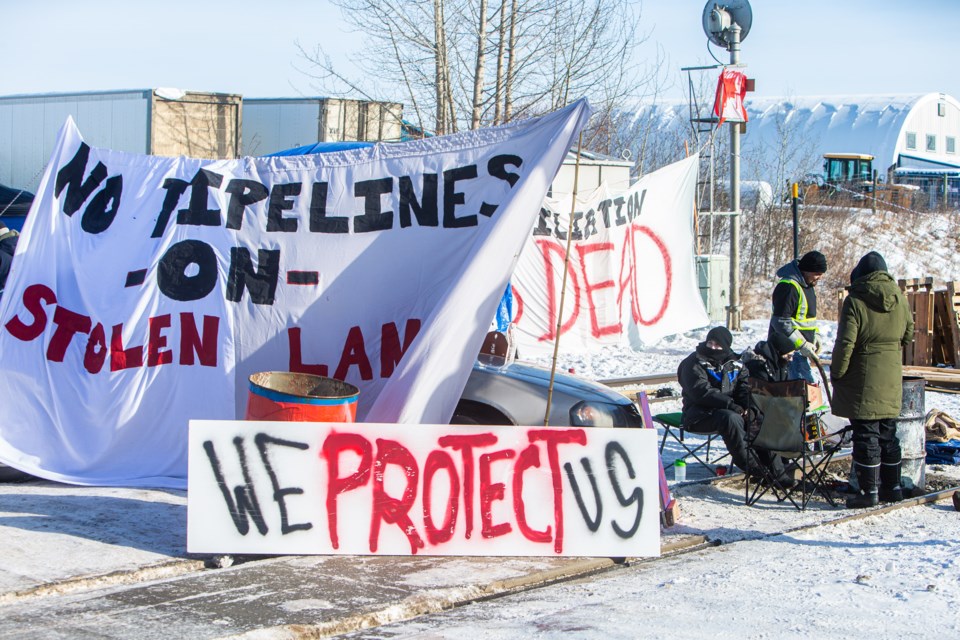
241 97 403 156
0 89 242 191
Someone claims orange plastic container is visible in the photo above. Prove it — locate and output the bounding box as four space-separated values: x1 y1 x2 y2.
245 371 359 422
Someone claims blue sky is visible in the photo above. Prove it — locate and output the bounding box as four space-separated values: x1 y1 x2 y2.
3 0 958 101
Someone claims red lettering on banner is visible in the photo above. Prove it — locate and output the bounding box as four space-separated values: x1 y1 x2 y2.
369 438 425 554
84 323 107 373
5 283 56 340
148 314 173 366
527 429 587 553
513 444 552 543
576 241 619 338
179 313 219 366
110 323 144 371
335 326 373 380
422 450 460 546
288 327 329 376
479 448 515 539
321 432 373 549
380 319 421 377
437 432 498 540
628 225 671 326
535 239 580 342
48 306 92 362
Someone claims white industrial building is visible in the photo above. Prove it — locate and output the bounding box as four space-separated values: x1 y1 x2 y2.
0 89 242 192
631 92 960 208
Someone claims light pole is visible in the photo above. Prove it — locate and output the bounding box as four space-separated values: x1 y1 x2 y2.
702 0 752 332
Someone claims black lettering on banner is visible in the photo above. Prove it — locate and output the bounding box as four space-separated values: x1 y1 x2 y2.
598 199 612 228
612 196 626 227
398 175 438 228
80 175 123 234
157 240 219 302
309 182 348 233
254 433 313 535
152 178 190 238
225 179 269 230
202 438 268 536
605 441 643 538
267 182 302 232
227 247 281 305
354 178 394 233
54 142 108 216
583 209 598 239
178 169 224 227
563 458 603 532
631 189 646 221
569 211 584 241
533 207 551 237
443 165 478 228
487 154 523 187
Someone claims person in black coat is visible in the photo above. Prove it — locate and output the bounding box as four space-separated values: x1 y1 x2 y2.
741 332 797 383
677 326 760 475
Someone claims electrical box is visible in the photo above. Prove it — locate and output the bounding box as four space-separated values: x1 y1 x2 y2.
696 254 729 322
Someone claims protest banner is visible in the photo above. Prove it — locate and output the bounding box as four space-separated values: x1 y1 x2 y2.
0 101 590 488
188 420 660 557
509 155 708 355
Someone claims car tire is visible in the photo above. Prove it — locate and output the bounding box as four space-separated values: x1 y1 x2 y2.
450 401 513 426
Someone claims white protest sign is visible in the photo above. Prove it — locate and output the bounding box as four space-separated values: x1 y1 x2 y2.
0 101 590 489
187 420 660 557
510 155 707 354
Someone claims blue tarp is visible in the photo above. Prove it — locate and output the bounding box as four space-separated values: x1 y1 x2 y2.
926 439 960 465
266 141 374 156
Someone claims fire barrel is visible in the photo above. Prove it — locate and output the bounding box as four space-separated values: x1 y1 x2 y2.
245 372 359 423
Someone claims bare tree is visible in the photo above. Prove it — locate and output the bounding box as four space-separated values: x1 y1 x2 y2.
297 0 655 138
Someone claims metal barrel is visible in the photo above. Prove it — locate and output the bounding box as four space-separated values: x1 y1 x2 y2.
897 376 926 494
245 372 359 423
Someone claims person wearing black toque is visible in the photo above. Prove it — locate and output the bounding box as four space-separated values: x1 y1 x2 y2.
769 250 827 383
677 326 763 476
741 331 797 383
831 251 913 508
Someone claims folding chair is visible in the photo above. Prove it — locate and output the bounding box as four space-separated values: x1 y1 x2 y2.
651 410 730 477
745 378 851 510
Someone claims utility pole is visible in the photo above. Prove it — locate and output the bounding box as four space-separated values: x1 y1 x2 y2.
726 22 742 331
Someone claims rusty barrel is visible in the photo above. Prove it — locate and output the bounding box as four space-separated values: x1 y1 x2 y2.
245 372 359 422
897 376 926 495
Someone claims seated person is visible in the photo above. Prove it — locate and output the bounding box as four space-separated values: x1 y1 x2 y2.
677 327 761 476
740 332 796 382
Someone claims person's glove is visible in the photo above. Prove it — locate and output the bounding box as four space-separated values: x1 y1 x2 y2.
813 333 823 353
731 404 746 416
798 341 818 360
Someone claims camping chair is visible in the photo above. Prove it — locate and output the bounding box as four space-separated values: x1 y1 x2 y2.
650 409 730 477
745 378 851 510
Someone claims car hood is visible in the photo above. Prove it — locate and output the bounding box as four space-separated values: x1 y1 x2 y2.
473 360 628 404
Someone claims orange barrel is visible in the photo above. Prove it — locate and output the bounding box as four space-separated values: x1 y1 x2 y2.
245 371 359 422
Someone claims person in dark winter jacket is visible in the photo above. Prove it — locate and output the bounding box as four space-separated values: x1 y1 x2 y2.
677 326 763 476
741 331 796 383
769 250 827 383
831 251 913 509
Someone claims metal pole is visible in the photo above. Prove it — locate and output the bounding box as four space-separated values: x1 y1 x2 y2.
726 23 742 331
791 182 799 260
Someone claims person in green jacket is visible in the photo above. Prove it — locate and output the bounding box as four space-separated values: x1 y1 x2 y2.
830 252 913 508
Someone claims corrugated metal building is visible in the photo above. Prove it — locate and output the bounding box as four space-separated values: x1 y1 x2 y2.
241 97 403 156
0 89 242 191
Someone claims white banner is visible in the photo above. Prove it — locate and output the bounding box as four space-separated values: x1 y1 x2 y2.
510 155 708 355
0 101 590 488
187 420 660 557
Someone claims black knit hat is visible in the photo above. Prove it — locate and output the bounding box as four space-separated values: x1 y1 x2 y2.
769 332 796 356
798 250 827 274
705 326 733 351
850 251 888 284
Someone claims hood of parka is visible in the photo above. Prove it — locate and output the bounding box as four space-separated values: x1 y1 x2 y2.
848 270 900 313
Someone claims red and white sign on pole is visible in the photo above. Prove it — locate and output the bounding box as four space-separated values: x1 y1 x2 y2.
713 68 749 125
187 420 660 557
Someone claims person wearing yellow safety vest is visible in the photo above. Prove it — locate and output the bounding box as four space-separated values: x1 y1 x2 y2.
768 250 827 384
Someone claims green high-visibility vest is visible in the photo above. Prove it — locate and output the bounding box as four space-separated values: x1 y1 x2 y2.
778 278 818 347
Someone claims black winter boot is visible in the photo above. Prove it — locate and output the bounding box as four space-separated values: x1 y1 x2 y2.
847 462 879 509
879 461 903 503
